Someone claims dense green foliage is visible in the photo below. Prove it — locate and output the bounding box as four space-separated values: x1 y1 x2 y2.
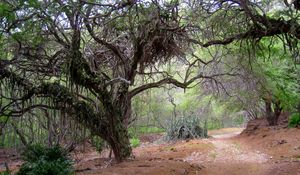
90 136 106 153
17 145 74 175
255 38 300 112
288 113 300 128
130 137 141 148
0 172 10 175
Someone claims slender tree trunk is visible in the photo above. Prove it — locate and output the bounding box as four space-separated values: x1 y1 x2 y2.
265 100 274 125
11 122 28 146
0 128 4 147
274 100 282 123
265 99 282 126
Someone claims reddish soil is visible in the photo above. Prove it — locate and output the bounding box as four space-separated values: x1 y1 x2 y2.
1 114 300 175
0 149 21 174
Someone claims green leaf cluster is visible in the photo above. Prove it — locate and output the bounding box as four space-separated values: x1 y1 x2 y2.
17 144 74 175
256 38 300 111
130 137 140 148
288 113 300 128
0 2 15 21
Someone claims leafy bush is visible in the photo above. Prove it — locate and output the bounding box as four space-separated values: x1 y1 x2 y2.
0 162 10 175
288 113 300 128
0 171 10 175
130 137 140 148
233 115 245 126
91 135 106 153
206 118 223 130
165 116 207 140
17 144 74 175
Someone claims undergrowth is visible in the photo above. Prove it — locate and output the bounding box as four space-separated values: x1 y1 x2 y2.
130 137 141 148
288 113 300 128
17 144 74 175
91 135 106 153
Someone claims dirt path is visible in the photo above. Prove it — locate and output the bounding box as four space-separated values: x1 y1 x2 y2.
73 128 300 175
14 127 286 175
183 130 271 175
2 127 300 174
182 129 300 175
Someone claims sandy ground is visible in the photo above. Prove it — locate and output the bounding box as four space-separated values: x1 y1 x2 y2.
74 126 300 175
1 124 300 175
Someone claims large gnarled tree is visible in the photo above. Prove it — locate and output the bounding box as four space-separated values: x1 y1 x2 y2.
0 0 204 161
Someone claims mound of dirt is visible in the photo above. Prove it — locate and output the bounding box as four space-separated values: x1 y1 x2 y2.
0 148 22 173
238 113 300 160
240 112 290 136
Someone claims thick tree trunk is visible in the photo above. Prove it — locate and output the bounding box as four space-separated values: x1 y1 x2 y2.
109 99 132 161
106 120 132 162
90 112 132 162
100 89 132 162
123 101 132 127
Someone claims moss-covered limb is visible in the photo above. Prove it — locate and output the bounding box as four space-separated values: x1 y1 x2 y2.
33 82 109 137
67 47 117 103
1 64 133 161
0 66 107 130
0 68 107 137
0 66 34 91
128 74 205 98
2 79 131 161
68 28 109 95
66 46 119 119
41 82 132 161
190 16 300 48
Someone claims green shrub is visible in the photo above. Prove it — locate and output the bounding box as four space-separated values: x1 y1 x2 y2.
0 171 10 175
17 144 74 175
233 115 245 126
206 118 223 130
128 128 137 138
91 135 106 153
288 113 300 128
130 137 140 148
